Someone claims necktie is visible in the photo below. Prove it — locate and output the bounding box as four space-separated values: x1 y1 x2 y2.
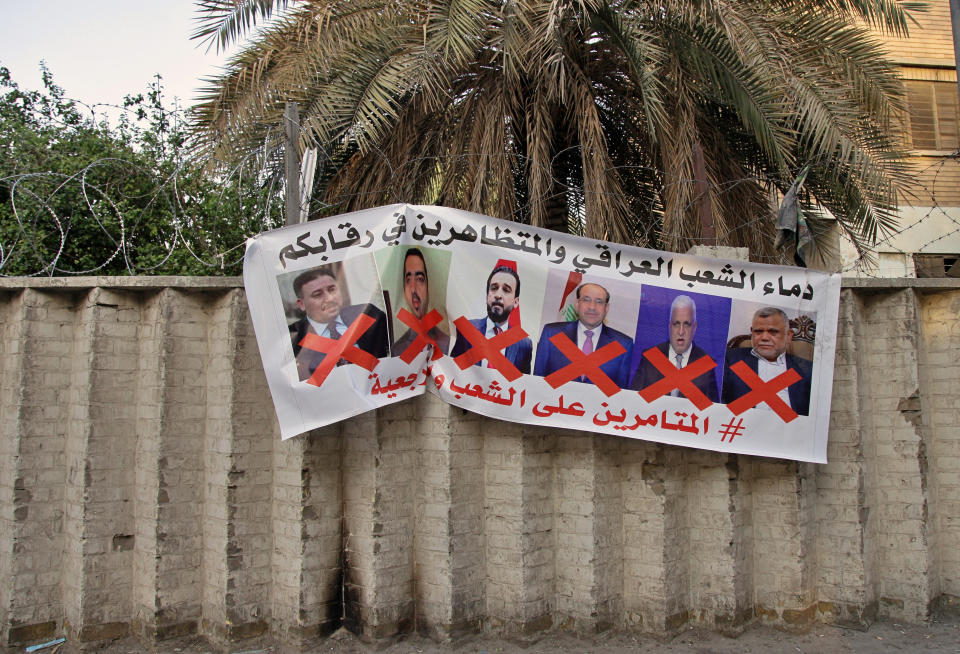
487 325 502 368
328 322 345 366
583 330 594 354
670 353 682 397
580 330 594 382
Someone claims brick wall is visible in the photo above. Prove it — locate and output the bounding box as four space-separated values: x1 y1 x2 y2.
0 277 958 648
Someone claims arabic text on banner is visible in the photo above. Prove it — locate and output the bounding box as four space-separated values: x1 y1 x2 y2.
244 204 840 463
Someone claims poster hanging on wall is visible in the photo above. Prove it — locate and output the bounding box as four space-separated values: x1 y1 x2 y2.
244 204 840 463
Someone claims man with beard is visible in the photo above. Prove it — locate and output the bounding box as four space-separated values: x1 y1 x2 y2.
721 306 812 416
533 282 633 388
288 265 389 382
450 263 532 374
392 248 450 356
629 294 719 401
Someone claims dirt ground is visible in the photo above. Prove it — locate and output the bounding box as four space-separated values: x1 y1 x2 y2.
37 614 960 654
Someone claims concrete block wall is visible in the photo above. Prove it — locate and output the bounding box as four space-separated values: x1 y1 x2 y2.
0 277 958 649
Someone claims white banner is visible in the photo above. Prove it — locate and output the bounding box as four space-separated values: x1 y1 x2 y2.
244 204 840 463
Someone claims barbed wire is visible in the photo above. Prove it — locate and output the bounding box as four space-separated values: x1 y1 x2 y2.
3 150 958 277
2 97 958 278
0 155 284 276
4 66 959 278
841 153 960 276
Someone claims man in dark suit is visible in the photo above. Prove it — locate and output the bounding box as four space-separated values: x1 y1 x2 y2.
288 265 389 382
533 282 634 388
450 264 532 374
630 295 719 402
721 306 812 416
392 248 450 356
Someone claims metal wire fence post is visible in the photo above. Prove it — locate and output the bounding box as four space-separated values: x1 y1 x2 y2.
284 102 300 227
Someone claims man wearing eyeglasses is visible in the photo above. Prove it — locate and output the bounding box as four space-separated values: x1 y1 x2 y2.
533 282 634 388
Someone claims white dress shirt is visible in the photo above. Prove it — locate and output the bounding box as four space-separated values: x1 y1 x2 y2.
307 315 347 339
481 319 509 366
752 349 792 409
668 345 693 368
577 322 603 350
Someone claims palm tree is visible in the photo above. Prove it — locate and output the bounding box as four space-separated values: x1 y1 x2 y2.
189 0 920 260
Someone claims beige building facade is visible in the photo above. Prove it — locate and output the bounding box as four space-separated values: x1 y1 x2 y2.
844 0 960 276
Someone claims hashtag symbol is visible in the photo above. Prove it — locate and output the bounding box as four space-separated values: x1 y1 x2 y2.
718 418 746 443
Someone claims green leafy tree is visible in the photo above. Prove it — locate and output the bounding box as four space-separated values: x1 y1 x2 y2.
189 0 920 261
0 65 283 275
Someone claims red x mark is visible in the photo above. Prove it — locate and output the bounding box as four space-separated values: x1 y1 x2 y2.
542 333 626 397
637 347 716 410
396 308 445 363
298 313 380 387
452 317 528 381
726 360 800 422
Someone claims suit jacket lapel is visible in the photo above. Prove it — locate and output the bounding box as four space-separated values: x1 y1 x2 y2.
339 304 360 329
786 356 803 408
595 324 610 348
475 317 488 366
294 318 319 351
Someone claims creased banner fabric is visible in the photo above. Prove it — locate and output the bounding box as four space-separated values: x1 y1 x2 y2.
244 204 840 463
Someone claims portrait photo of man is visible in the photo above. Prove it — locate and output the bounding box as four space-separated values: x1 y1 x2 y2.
288 264 389 382
533 282 634 388
392 247 450 357
630 294 719 401
721 306 812 416
449 262 532 374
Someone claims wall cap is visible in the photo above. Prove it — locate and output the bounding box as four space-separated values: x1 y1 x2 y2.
2 275 959 293
0 276 244 290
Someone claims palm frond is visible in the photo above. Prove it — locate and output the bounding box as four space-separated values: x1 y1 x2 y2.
188 0 918 261
192 0 291 53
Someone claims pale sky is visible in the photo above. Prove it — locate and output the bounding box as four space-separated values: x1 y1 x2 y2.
0 0 230 111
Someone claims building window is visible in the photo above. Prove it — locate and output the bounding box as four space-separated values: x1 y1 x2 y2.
905 80 959 151
914 253 960 278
